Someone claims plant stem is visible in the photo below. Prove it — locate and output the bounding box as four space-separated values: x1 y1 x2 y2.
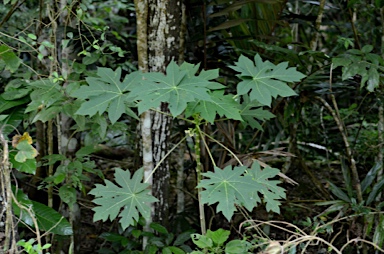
315 96 363 203
194 123 206 235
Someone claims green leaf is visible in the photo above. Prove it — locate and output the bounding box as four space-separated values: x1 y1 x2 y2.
191 234 213 249
9 152 36 174
361 162 382 193
166 246 185 254
59 186 77 208
373 214 384 245
0 106 24 136
206 229 229 246
366 177 384 205
131 61 213 116
361 45 373 54
32 201 73 235
150 222 168 234
72 68 140 123
89 168 158 230
328 181 351 203
197 165 257 221
332 57 352 69
198 161 285 220
366 67 379 92
230 55 301 106
13 188 73 235
0 95 29 113
225 240 249 254
0 45 21 72
174 230 193 245
15 140 38 163
186 90 242 123
247 162 286 214
240 95 275 130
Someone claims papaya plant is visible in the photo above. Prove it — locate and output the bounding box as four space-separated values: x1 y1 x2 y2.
84 54 305 233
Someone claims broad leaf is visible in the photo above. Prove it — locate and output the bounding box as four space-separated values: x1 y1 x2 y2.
72 68 140 123
131 61 214 116
0 45 21 72
0 106 24 136
230 54 303 106
13 188 73 236
15 140 38 163
240 95 275 130
206 229 230 246
9 151 36 174
198 161 285 220
197 165 257 221
89 168 158 230
0 96 29 113
247 162 286 214
32 201 73 235
186 90 242 123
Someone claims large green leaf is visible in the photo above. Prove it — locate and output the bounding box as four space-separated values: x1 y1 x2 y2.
0 45 21 72
186 90 242 123
197 165 255 220
247 162 286 213
239 95 275 130
72 67 140 123
9 151 36 174
13 188 73 235
230 54 303 106
0 96 29 113
198 161 285 220
131 61 214 117
0 106 24 136
89 168 158 230
32 201 73 235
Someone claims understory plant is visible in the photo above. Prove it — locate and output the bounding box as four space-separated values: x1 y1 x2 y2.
83 54 305 237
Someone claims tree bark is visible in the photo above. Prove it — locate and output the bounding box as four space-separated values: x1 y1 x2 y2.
147 0 183 229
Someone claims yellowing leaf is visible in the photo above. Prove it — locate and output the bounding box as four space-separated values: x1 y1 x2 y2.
14 140 38 163
12 132 33 148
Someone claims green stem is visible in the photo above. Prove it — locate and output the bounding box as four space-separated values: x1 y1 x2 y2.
194 120 206 235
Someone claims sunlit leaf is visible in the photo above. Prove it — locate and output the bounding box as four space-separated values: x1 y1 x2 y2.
14 140 38 163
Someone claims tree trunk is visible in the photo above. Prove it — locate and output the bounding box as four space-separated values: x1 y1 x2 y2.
147 0 183 229
0 131 18 252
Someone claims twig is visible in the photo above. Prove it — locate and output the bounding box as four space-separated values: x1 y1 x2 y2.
315 95 363 203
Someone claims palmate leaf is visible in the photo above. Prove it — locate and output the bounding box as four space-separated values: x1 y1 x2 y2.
230 54 304 106
72 68 140 123
240 95 275 130
131 61 215 117
247 162 286 214
185 90 242 123
197 161 285 221
197 165 255 221
89 168 158 230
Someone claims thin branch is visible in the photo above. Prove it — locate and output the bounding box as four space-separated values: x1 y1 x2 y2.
315 95 363 203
